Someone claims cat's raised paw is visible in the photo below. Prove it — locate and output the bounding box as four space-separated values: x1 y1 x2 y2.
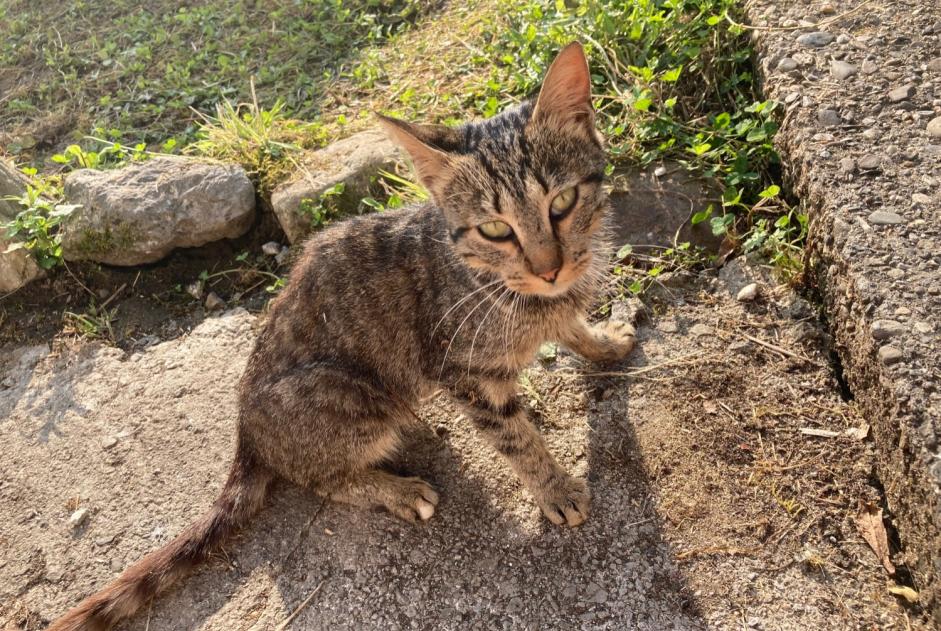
386 476 440 523
590 319 636 362
536 475 590 527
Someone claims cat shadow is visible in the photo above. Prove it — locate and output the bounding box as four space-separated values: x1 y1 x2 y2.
127 338 707 630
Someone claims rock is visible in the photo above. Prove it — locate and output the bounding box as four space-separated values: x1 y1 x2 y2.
839 157 856 173
659 320 679 333
101 436 118 450
261 241 281 256
872 319 907 340
820 3 836 15
817 109 841 126
887 85 915 102
0 158 43 293
928 58 941 73
912 193 932 207
861 60 878 74
205 292 225 311
737 283 759 302
796 31 834 47
185 280 204 301
690 323 712 337
868 211 905 225
275 247 291 267
830 60 858 80
271 130 403 243
927 117 941 138
777 57 799 72
69 508 89 529
61 158 255 266
858 155 881 170
878 345 903 365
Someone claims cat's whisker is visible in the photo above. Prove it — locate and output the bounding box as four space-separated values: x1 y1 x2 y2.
430 278 503 340
466 286 512 377
437 282 506 382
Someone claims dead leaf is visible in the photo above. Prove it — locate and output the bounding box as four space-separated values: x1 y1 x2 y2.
856 501 895 575
888 584 918 603
800 427 840 438
845 423 870 440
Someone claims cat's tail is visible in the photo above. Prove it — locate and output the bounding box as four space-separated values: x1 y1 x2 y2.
47 438 273 631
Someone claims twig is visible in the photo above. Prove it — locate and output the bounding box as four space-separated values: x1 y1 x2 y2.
738 332 826 367
62 260 95 298
275 579 326 631
98 282 127 310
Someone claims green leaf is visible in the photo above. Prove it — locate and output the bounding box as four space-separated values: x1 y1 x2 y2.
616 244 633 258
690 204 713 225
759 185 781 199
710 214 734 236
661 66 682 83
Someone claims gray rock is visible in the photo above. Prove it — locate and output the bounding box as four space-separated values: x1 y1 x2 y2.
0 159 43 293
830 60 858 80
912 193 932 207
878 345 904 365
777 57 799 71
736 283 759 302
927 117 941 138
659 320 679 333
868 211 905 225
61 158 255 266
817 109 842 126
887 85 915 102
271 130 403 243
928 58 941 73
261 241 281 256
861 59 878 74
101 436 118 450
796 32 834 47
839 157 856 173
858 155 881 170
872 319 907 340
690 323 712 337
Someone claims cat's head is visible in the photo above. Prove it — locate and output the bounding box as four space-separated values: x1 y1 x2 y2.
379 42 608 298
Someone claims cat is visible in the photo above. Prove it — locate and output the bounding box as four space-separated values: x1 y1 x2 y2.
48 42 636 630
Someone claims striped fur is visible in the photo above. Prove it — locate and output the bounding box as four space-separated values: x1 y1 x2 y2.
47 42 636 629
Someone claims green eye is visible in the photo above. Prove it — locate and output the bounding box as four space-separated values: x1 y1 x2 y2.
478 220 514 240
550 186 578 218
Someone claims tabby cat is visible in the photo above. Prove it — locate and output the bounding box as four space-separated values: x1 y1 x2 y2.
49 42 636 630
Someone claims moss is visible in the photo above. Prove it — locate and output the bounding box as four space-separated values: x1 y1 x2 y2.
75 222 138 256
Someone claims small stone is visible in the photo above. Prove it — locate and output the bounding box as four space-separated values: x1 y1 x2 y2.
777 57 799 72
868 211 905 225
275 247 290 267
690 323 712 337
69 508 89 529
862 128 881 141
887 85 915 102
838 157 856 173
861 60 878 74
830 60 857 80
796 31 834 47
654 165 667 177
820 3 836 15
261 241 281 256
817 109 841 126
878 346 903 365
785 91 801 104
659 320 679 333
858 155 881 170
101 436 118 450
927 117 941 138
205 292 225 311
872 319 907 340
736 283 759 302
928 58 941 73
913 322 933 334
912 193 932 206
185 280 204 301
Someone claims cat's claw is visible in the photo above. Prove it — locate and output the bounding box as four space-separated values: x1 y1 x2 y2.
536 475 590 527
387 477 439 523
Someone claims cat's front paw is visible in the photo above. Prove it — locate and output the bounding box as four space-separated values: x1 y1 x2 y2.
535 474 591 527
588 320 636 362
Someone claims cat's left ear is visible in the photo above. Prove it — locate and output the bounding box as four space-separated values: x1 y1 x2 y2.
531 42 598 141
377 114 460 201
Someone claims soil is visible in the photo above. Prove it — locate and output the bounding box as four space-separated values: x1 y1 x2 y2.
0 251 924 629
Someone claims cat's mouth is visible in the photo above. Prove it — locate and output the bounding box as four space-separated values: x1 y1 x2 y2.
506 255 592 297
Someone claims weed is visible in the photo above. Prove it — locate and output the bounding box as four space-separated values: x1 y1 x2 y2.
64 305 116 341
3 169 77 269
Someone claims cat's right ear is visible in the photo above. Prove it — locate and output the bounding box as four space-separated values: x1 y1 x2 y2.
377 115 458 201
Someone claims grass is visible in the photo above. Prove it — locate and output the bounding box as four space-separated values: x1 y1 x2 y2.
2 0 802 278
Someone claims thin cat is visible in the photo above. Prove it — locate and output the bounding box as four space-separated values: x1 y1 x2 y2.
49 42 636 630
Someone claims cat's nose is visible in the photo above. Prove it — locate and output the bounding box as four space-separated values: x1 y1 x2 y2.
538 267 560 283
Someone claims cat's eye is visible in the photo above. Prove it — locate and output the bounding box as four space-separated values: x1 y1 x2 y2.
478 220 514 240
550 186 578 219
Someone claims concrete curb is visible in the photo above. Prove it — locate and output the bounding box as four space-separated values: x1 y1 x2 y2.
745 0 941 621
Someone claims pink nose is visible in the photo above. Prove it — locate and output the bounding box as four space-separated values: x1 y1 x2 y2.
538 267 560 283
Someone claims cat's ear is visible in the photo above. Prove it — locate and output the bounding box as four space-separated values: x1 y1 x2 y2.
531 42 597 139
377 114 460 200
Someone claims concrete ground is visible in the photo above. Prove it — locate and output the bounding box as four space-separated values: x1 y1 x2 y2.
0 262 917 629
744 0 941 619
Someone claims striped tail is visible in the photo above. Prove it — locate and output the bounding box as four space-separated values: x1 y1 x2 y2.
48 440 272 631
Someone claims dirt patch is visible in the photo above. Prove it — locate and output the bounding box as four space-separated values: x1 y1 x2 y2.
0 261 918 629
